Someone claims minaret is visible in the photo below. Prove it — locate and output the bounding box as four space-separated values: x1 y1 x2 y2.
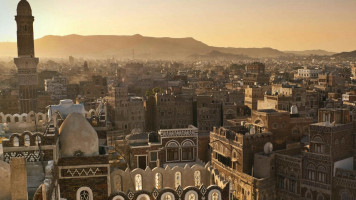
14 0 38 113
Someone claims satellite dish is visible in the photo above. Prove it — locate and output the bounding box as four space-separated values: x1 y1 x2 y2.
264 142 273 154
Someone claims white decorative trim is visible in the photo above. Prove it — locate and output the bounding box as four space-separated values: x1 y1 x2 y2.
66 168 101 177
76 186 93 200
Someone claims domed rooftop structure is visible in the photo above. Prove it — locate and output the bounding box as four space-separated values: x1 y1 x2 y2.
59 113 99 157
17 0 32 16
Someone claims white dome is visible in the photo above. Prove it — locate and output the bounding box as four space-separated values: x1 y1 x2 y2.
59 113 99 157
0 161 11 200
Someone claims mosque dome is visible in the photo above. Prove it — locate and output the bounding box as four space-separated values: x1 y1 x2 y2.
0 161 11 200
59 113 99 157
17 0 32 16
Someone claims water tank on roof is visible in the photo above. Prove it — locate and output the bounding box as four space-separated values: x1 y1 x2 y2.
290 105 298 114
264 142 273 154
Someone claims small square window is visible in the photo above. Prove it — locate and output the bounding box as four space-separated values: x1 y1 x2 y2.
150 152 158 162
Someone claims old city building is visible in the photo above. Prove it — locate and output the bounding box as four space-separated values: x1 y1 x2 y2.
196 95 222 132
145 91 193 131
107 82 145 133
245 86 271 110
243 62 270 87
45 76 68 103
124 125 200 169
2 1 356 200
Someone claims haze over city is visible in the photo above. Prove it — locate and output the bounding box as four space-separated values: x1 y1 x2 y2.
1 1 356 200
1 0 356 52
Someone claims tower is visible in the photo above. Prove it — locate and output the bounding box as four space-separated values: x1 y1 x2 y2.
14 0 38 113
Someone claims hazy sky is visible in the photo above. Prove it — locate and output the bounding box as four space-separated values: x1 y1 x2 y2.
1 0 356 52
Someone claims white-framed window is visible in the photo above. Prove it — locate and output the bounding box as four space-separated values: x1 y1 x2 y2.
24 134 30 147
182 140 195 161
13 136 19 147
135 174 142 191
76 187 93 200
150 151 158 162
166 140 180 162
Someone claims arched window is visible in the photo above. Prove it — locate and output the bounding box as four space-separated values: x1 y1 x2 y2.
161 192 174 200
208 190 221 200
185 191 198 200
6 117 11 123
24 135 30 147
137 194 150 200
317 166 327 183
38 115 43 122
112 196 125 200
182 140 194 161
135 174 142 191
175 172 181 188
312 136 325 153
22 116 27 122
166 141 180 162
194 170 201 187
212 192 219 200
289 175 297 193
307 164 316 181
76 187 93 200
14 117 19 123
155 173 162 189
13 136 19 147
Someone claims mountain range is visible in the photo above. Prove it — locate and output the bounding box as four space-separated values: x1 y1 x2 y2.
0 34 344 59
332 50 356 58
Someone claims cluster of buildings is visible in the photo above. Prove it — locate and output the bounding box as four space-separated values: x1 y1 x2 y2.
1 0 356 200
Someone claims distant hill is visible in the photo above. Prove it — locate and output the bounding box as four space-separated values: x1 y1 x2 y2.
189 50 249 60
0 34 288 59
333 50 356 58
285 50 336 56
